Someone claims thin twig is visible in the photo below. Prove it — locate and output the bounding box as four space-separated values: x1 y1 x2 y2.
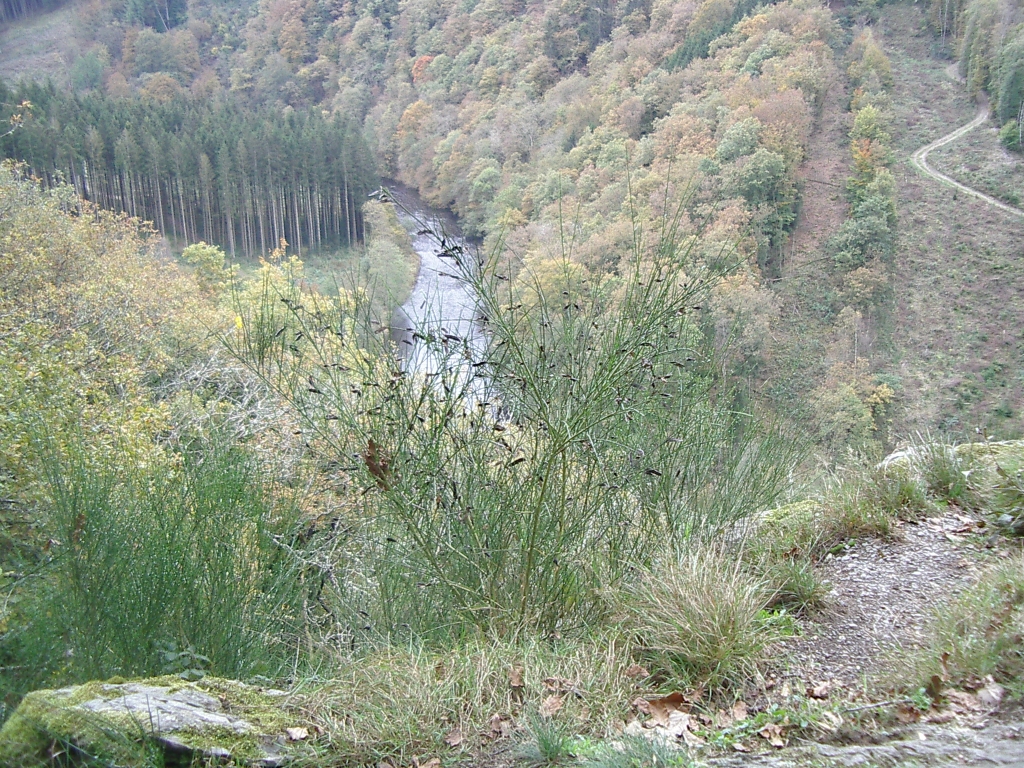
842 698 914 714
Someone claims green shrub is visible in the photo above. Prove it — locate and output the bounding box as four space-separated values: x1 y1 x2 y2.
227 197 802 638
1 432 302 698
999 120 1021 151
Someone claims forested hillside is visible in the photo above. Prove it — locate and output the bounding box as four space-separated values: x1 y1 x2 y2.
3 0 1023 448
0 83 376 256
4 0 1024 764
933 0 1024 138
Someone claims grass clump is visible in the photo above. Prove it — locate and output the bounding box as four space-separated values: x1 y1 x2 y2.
610 546 773 690
820 465 932 541
749 464 932 566
583 736 690 768
519 712 578 767
910 437 983 508
293 635 636 766
894 554 1024 697
762 558 828 613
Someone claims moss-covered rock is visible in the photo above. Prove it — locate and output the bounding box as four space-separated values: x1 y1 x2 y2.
0 676 315 767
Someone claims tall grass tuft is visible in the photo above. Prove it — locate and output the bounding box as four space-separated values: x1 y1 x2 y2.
609 545 773 689
1 431 303 696
227 185 802 640
910 435 982 508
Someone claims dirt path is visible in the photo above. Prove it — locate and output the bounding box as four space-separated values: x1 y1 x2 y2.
777 515 978 689
909 102 1024 220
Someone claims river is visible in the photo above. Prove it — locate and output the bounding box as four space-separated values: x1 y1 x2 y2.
384 183 489 387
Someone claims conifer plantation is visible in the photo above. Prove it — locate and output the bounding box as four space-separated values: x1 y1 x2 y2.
0 83 377 256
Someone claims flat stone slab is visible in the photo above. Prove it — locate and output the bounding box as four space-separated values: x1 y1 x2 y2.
0 676 311 767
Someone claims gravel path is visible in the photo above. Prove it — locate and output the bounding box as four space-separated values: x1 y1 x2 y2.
777 515 979 689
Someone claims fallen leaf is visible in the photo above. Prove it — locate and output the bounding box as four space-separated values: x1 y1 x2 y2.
818 711 843 732
758 723 786 748
487 713 513 740
961 675 985 691
731 700 748 722
895 704 920 724
977 681 1005 709
665 710 691 738
732 742 751 752
715 709 732 729
682 726 705 747
646 692 690 726
623 719 645 737
624 664 650 680
539 694 563 717
443 728 463 748
665 711 704 746
285 727 308 741
945 690 980 712
509 667 524 689
925 674 944 704
542 677 582 697
808 681 830 699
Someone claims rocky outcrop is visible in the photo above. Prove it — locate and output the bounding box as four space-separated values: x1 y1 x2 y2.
0 676 314 767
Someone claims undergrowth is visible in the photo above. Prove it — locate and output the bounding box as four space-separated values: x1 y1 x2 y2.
0 431 303 701
894 553 1024 697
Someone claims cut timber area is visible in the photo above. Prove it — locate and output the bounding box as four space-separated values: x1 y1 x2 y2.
879 6 1024 437
910 101 1024 220
0 6 74 87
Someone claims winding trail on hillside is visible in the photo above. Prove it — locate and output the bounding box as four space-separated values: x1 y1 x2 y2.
909 102 1024 220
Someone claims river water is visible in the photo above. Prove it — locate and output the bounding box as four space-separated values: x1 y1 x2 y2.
385 183 488 385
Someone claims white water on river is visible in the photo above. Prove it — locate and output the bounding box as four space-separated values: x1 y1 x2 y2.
385 184 488 387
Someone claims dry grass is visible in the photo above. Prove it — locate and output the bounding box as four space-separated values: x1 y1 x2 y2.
609 546 774 690
293 636 637 767
891 553 1024 696
0 6 75 87
929 125 1024 209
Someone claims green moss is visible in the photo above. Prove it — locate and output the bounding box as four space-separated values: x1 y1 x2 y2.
0 676 311 767
750 500 825 559
955 439 1024 465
